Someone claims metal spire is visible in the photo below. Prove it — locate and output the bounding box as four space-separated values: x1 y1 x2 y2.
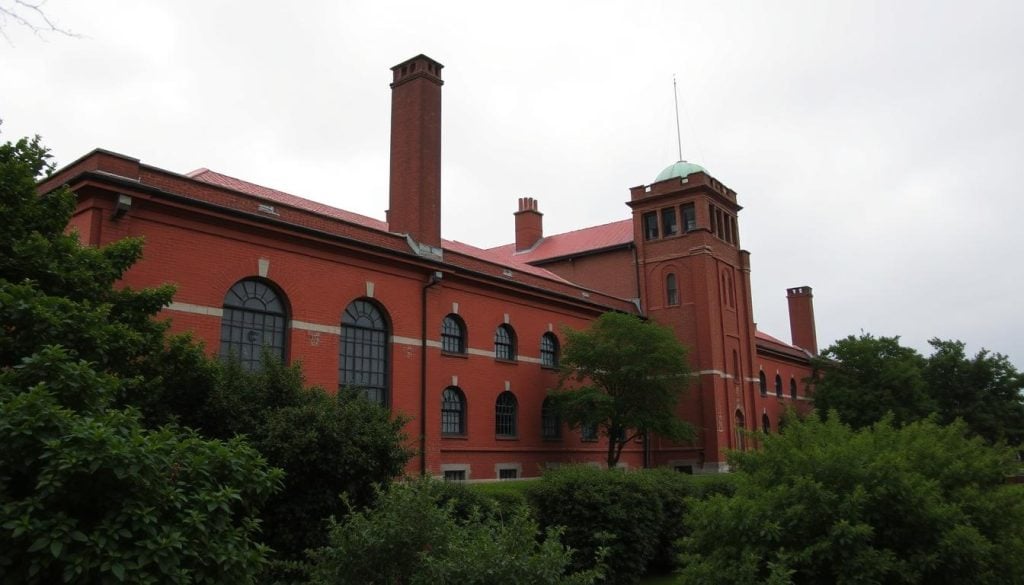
673 75 683 162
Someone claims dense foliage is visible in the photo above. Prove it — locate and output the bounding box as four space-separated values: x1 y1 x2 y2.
0 133 282 583
309 479 603 585
551 313 693 467
526 466 736 584
678 414 1024 585
813 333 1024 446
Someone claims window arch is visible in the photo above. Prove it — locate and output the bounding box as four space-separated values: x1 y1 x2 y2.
540 333 559 368
441 314 466 354
790 377 798 400
495 391 518 437
340 299 389 406
441 386 466 436
759 371 767 396
494 324 517 361
219 278 287 372
775 374 783 397
735 410 746 450
762 413 771 434
541 397 560 439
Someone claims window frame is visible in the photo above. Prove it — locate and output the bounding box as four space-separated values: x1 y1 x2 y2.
540 332 559 369
339 299 390 406
775 374 783 398
759 371 767 396
661 207 679 237
441 314 467 355
219 278 288 373
541 396 561 440
642 211 659 240
666 272 679 306
790 377 798 400
441 386 467 436
495 391 518 438
681 202 697 232
494 324 517 362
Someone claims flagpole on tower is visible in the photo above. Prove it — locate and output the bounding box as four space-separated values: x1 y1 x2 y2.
673 75 683 162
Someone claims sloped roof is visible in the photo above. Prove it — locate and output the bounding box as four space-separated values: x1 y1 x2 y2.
756 329 812 360
488 219 634 264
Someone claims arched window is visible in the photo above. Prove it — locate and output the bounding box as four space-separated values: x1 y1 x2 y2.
441 386 466 436
495 391 518 437
541 397 561 439
790 377 798 400
759 371 767 396
762 413 771 434
441 314 466 354
775 374 783 398
666 273 679 306
219 279 287 372
494 324 517 361
340 299 389 406
540 333 559 368
732 350 740 386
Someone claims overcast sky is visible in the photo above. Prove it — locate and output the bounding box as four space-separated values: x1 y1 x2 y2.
3 0 1022 367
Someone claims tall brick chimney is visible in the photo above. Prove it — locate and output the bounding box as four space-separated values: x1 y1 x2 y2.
514 197 543 251
786 286 818 355
387 54 444 249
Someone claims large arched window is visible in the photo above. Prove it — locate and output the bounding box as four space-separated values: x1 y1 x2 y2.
441 314 466 354
759 371 767 396
541 397 561 439
495 391 518 437
790 377 798 400
762 413 771 434
441 386 466 436
666 273 679 306
540 333 559 368
219 279 287 372
775 374 783 398
340 299 389 406
494 324 517 361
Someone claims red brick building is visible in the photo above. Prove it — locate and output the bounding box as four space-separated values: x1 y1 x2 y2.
43 54 817 478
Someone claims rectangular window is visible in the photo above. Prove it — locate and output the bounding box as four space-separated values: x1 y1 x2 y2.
498 468 518 480
443 470 466 482
681 203 697 232
709 203 717 236
674 465 694 475
661 208 678 237
581 423 598 442
642 212 659 240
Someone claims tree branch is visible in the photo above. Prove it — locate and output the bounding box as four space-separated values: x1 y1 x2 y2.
0 0 79 44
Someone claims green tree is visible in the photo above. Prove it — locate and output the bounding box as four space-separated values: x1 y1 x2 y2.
924 338 1024 447
308 478 603 585
549 312 692 468
0 133 282 582
811 334 933 428
678 414 1024 585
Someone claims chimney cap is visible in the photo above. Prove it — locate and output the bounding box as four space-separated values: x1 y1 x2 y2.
391 54 444 87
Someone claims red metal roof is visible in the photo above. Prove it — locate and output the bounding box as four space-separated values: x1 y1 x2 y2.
488 219 634 264
756 329 812 359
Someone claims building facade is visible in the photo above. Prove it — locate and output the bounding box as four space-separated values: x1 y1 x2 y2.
43 54 817 478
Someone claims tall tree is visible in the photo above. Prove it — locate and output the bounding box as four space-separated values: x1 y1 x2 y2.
678 415 1024 585
550 312 692 468
811 333 933 429
924 338 1024 447
0 132 281 583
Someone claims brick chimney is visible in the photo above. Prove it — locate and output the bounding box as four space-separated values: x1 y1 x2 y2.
387 54 444 249
514 197 543 251
786 286 818 355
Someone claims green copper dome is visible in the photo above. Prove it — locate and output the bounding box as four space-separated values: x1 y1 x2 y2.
655 160 706 183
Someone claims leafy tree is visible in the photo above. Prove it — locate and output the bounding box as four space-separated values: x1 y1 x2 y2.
308 478 603 585
811 334 933 428
142 354 415 564
677 414 1024 585
924 338 1024 447
550 312 692 468
0 133 282 582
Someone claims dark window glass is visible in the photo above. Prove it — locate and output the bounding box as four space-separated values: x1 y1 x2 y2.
495 324 516 361
541 397 561 439
735 411 746 450
219 279 287 372
499 468 518 480
681 203 697 232
759 371 767 396
790 378 798 400
441 314 466 354
540 333 559 368
762 414 771 434
730 217 738 245
340 300 389 406
666 273 678 306
775 374 783 397
674 465 694 475
495 391 518 437
441 386 466 436
661 207 678 236
581 422 598 441
709 204 717 235
443 470 466 481
642 211 659 240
